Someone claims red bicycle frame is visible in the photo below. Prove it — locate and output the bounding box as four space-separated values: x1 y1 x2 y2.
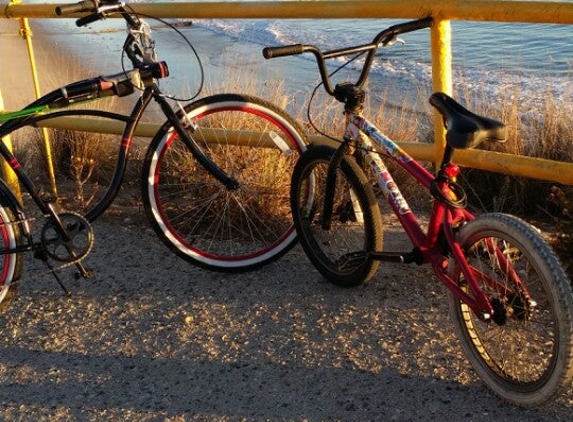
347 112 530 322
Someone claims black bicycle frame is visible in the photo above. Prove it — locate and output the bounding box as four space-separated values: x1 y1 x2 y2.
0 89 149 224
0 75 239 227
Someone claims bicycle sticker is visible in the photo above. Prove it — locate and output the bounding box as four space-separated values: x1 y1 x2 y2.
350 115 413 164
361 146 412 215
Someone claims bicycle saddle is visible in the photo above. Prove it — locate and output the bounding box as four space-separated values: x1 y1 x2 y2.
429 92 506 149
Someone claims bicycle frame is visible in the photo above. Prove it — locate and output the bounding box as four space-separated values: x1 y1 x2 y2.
341 110 528 321
0 83 150 222
264 18 573 406
0 67 239 225
0 0 241 245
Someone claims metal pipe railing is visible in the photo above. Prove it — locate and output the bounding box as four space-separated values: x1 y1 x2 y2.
1 1 572 186
4 1 573 24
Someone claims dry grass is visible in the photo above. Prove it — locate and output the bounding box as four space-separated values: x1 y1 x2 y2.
12 51 571 268
439 85 573 273
457 84 573 215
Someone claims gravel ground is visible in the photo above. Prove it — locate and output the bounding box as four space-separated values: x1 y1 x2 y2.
1 15 571 422
0 210 571 422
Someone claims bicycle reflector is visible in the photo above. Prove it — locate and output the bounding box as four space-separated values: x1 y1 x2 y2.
139 61 170 80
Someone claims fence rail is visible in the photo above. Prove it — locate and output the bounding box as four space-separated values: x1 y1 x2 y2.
4 1 573 23
1 1 573 185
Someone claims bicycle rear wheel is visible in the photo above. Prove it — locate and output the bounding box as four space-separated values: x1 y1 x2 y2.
448 213 573 407
291 145 383 286
0 192 24 313
142 93 308 271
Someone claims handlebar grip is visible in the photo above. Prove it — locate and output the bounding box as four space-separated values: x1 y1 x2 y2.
388 17 433 37
263 44 304 59
55 1 97 15
396 17 433 34
75 12 103 27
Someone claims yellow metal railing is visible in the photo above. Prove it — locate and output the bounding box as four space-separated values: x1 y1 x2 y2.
1 1 573 186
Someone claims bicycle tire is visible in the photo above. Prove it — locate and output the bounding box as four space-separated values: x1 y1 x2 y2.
0 192 24 314
291 145 383 286
142 93 308 271
447 213 573 407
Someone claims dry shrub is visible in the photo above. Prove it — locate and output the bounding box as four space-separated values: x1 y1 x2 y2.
456 85 573 216
51 127 120 210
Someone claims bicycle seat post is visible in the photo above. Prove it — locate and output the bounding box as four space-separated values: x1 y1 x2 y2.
438 145 456 176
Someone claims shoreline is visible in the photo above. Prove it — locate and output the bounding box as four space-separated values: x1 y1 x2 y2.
0 18 310 117
0 17 430 128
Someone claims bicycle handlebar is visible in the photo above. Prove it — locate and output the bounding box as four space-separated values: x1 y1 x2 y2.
55 0 97 16
263 17 433 95
56 1 127 27
74 12 104 27
262 44 305 59
54 0 153 68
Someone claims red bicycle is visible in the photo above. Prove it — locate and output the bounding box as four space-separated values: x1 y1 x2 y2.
264 17 573 407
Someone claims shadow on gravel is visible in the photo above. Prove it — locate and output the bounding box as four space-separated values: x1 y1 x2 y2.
0 220 571 421
0 345 549 421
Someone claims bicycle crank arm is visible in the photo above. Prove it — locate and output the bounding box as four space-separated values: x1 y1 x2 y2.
336 250 419 270
75 262 93 279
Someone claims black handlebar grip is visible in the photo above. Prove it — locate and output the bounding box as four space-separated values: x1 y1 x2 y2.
55 0 97 15
392 17 434 36
75 12 103 27
262 44 304 59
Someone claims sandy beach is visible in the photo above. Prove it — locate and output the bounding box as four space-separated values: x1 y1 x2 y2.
1 15 572 422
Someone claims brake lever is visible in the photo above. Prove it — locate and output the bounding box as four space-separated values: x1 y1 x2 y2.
128 19 158 63
382 36 406 47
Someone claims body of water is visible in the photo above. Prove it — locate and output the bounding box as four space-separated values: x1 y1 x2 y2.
29 0 573 117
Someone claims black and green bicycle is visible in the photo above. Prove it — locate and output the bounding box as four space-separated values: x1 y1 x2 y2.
0 0 308 312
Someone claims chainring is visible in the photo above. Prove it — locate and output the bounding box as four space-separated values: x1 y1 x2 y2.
40 212 94 263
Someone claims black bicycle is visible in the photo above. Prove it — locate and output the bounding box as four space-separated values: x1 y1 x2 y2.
0 0 308 312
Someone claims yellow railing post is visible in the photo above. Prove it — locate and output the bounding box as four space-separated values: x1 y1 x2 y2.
0 90 21 201
430 18 453 170
14 0 58 197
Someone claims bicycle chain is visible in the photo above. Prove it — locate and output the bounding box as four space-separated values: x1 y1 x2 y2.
1 214 95 287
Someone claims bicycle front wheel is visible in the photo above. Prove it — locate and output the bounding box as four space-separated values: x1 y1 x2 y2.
291 145 383 287
142 94 308 271
448 213 573 407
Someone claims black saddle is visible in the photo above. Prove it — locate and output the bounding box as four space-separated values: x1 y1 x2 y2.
429 92 506 149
